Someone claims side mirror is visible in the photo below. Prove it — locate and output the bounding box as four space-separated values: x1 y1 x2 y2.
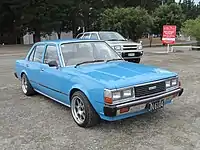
48 60 58 67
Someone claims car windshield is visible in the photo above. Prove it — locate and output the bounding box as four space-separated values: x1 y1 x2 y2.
61 41 122 66
99 32 126 41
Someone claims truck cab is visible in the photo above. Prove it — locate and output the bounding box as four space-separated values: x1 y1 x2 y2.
76 31 143 63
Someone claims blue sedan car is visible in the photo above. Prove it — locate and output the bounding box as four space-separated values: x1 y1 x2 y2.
14 39 183 127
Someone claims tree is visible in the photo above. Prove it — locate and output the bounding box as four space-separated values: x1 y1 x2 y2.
100 7 153 41
181 17 200 42
153 3 184 35
180 0 198 20
0 0 25 44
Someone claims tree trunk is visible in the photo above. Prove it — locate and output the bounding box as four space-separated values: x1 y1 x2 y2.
57 32 61 39
34 28 41 43
72 19 77 38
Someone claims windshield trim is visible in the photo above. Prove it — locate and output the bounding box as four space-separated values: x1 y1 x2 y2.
59 41 123 67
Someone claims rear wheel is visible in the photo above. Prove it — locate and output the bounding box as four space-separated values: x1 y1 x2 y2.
127 58 141 63
21 74 35 96
71 91 100 127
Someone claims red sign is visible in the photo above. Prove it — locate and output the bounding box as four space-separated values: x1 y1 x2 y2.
162 25 176 44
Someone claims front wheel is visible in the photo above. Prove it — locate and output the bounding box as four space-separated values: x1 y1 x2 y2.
71 91 100 128
21 74 36 96
127 58 141 63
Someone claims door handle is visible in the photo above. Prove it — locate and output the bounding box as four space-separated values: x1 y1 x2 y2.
40 68 44 72
26 64 29 67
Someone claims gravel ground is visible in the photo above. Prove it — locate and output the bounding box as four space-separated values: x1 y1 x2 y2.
0 45 200 150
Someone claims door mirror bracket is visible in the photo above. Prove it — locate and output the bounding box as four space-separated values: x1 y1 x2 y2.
48 60 58 68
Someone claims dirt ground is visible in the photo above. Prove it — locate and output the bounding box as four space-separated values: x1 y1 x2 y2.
0 45 200 150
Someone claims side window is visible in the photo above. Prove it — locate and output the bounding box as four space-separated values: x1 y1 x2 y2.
33 45 45 63
28 48 35 61
44 45 59 65
82 33 90 39
76 33 83 39
90 33 98 40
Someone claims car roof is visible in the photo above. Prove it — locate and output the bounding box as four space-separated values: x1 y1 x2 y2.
79 31 118 34
35 39 103 45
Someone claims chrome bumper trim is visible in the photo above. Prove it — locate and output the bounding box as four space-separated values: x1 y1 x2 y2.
116 88 182 109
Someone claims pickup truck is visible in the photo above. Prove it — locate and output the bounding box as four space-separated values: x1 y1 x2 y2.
76 31 143 63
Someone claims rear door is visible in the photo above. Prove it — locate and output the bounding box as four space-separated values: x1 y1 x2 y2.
25 44 45 90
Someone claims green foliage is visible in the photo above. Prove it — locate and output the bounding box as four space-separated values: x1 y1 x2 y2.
153 3 185 34
100 7 153 41
181 17 200 41
1 0 200 43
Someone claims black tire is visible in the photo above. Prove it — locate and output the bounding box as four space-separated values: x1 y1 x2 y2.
70 91 100 128
127 58 141 63
21 74 36 96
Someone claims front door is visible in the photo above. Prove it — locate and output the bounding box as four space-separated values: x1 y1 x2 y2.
39 44 69 104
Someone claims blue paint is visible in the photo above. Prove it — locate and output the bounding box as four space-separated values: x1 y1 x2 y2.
15 39 179 122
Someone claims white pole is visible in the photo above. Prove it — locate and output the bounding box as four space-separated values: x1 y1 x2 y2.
167 44 170 53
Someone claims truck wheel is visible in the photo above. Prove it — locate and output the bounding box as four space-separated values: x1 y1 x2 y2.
21 74 36 96
71 91 100 128
128 58 141 63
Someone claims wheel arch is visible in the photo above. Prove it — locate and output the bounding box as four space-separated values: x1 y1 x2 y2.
69 85 98 112
20 70 28 80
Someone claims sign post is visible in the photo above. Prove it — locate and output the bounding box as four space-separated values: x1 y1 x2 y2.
162 25 176 53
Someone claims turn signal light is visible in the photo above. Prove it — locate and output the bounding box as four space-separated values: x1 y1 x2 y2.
104 97 112 104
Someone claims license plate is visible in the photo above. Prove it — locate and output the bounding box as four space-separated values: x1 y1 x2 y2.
148 99 164 111
128 53 135 56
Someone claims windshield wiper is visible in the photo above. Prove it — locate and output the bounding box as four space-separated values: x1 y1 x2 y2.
75 60 104 68
106 58 123 63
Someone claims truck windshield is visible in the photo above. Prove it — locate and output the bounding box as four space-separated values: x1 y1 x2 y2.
99 32 126 41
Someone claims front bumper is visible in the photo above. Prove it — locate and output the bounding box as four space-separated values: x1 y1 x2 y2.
104 88 183 117
118 50 143 59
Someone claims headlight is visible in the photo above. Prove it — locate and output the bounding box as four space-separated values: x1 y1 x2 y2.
137 45 143 50
165 78 179 90
123 89 132 98
104 88 135 104
166 80 171 88
112 91 121 100
112 45 121 50
172 78 178 86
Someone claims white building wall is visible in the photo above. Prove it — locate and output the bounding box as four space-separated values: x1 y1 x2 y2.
23 31 73 45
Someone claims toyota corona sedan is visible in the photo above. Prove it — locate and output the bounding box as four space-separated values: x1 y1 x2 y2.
14 39 183 127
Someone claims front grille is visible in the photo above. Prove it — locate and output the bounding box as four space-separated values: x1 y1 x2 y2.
123 45 137 50
135 81 166 97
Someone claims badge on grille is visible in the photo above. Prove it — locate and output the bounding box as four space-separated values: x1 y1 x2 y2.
149 86 157 90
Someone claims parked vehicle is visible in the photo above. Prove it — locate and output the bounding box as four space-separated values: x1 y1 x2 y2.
76 31 143 63
14 39 183 127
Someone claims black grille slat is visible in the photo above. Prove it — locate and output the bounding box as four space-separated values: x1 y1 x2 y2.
123 45 137 51
135 81 166 97
123 48 137 50
123 45 137 47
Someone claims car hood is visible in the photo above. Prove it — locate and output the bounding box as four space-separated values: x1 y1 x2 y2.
75 61 177 89
106 40 139 46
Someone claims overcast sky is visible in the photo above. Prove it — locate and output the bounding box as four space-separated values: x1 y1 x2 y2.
175 0 199 3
